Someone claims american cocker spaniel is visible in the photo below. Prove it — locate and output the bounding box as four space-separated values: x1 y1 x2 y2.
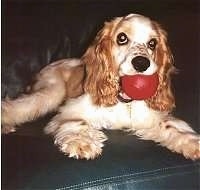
2 14 200 160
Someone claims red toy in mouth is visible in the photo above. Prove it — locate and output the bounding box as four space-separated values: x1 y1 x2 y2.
120 73 159 100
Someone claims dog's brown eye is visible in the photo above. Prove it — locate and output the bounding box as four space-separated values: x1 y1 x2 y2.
148 38 157 50
117 32 129 45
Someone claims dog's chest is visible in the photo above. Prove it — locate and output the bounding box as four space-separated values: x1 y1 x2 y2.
84 97 156 130
64 95 158 130
130 101 151 121
87 102 130 129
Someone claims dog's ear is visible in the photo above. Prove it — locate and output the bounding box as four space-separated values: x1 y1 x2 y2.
146 22 176 112
82 21 120 106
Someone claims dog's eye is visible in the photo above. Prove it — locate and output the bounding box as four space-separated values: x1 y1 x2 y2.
148 38 157 50
117 32 129 45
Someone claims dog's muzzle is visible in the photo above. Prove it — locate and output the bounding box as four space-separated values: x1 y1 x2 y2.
118 43 157 102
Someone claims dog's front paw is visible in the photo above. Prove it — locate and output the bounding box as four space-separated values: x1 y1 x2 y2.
55 130 107 160
158 119 200 160
181 134 200 160
58 136 103 159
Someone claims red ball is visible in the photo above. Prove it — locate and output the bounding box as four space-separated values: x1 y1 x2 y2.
121 73 159 100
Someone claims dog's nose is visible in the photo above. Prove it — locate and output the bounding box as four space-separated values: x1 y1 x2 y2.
131 56 150 72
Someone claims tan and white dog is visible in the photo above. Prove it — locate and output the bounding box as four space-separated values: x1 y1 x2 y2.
2 14 200 160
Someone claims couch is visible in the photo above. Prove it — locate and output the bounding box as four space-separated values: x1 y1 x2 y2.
2 0 199 189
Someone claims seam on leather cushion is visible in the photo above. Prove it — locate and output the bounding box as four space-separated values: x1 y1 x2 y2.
56 163 199 190
88 170 195 190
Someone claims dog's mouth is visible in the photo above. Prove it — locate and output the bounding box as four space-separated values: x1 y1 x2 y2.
117 91 132 103
117 72 159 103
117 78 133 103
117 55 158 103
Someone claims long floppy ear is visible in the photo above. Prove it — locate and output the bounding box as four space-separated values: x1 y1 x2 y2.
146 22 176 112
82 22 120 106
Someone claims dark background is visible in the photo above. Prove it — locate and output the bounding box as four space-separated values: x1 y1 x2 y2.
2 0 200 189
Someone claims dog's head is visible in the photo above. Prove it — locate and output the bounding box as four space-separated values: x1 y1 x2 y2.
82 14 175 111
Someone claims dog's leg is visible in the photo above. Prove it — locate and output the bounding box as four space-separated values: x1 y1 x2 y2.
2 59 84 134
1 66 66 133
45 118 107 160
135 117 200 160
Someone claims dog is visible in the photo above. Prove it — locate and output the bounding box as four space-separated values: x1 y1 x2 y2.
2 14 200 160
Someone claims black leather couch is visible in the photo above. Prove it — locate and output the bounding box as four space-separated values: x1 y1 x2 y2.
2 0 200 189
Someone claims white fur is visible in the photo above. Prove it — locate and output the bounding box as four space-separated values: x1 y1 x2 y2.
46 94 165 132
124 14 158 43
